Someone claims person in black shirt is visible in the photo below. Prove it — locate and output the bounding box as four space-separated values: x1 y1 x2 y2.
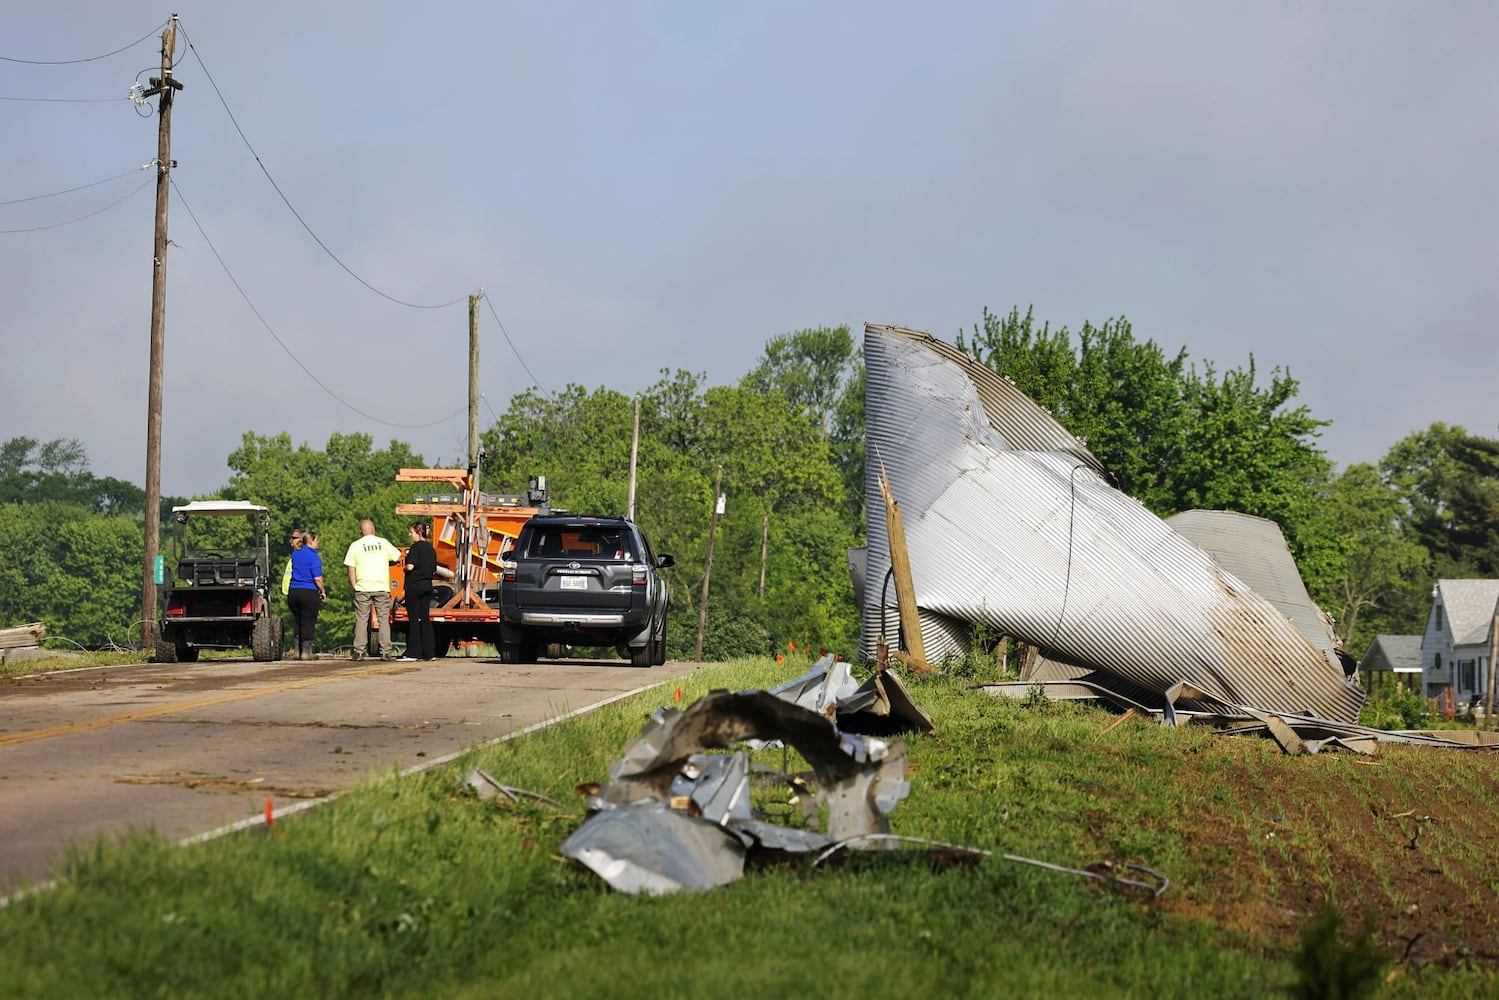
401 522 438 660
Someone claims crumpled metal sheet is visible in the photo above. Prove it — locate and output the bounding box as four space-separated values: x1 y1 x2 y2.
767 655 935 735
559 802 747 894
860 323 1365 723
562 689 911 894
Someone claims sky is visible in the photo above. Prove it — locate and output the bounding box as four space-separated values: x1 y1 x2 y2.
2 1 1495 498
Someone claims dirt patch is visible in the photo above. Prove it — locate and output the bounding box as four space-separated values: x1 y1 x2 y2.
1156 740 1499 967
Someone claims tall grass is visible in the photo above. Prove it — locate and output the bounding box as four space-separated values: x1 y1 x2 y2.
1 657 1493 998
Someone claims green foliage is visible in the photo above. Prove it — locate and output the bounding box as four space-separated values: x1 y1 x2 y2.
1358 685 1431 730
1297 463 1431 650
0 435 157 517
0 501 143 646
1382 424 1499 579
1290 904 1388 1000
483 367 863 660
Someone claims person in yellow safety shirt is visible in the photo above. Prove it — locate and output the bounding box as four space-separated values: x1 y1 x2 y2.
343 519 401 660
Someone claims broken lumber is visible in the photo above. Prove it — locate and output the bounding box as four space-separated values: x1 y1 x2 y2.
0 622 46 649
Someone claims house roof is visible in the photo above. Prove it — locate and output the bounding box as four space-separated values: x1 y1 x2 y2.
1436 579 1499 646
1359 634 1423 673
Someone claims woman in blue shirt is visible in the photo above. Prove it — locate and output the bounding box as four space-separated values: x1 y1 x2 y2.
286 529 327 660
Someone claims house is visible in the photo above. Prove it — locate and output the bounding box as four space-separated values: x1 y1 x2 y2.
1420 579 1499 709
1359 634 1422 693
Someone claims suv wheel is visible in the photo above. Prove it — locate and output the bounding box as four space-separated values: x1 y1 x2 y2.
629 643 653 668
499 642 521 664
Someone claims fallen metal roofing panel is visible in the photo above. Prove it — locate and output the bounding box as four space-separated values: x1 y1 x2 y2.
1166 509 1349 673
860 323 1365 723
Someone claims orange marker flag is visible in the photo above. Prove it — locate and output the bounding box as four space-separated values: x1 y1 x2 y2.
265 795 274 826
673 685 683 701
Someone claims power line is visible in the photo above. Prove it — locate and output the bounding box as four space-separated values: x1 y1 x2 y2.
0 163 151 206
481 291 548 396
169 177 467 431
175 20 468 312
0 94 130 103
0 22 168 65
0 177 152 233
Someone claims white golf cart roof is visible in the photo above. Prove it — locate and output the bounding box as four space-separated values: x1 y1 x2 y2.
171 500 269 516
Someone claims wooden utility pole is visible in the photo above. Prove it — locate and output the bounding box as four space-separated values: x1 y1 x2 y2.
140 16 181 653
468 294 480 466
626 397 639 520
694 466 723 662
758 512 769 598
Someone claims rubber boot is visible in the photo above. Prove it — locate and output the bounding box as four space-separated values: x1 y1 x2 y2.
301 642 314 661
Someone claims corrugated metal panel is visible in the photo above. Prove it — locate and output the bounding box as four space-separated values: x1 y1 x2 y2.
1165 509 1346 672
860 323 1364 723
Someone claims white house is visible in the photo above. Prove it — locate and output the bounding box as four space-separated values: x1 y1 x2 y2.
1420 579 1499 708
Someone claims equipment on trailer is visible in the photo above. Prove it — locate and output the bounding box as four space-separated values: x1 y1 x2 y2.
388 464 551 653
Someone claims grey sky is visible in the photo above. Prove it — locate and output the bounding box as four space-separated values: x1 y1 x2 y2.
3 1 1494 497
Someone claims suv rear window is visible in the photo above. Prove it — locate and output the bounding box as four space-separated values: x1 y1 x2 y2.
523 524 635 561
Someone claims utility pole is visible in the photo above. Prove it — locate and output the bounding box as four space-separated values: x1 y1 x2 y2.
140 16 181 653
468 294 480 467
693 466 724 662
626 397 639 520
758 512 769 598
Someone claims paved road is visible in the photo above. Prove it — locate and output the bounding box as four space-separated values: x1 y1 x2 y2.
0 654 703 894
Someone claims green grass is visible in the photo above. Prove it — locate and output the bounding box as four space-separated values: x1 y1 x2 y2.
1 657 1493 998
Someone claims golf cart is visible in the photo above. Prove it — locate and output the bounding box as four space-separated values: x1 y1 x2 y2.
155 500 282 662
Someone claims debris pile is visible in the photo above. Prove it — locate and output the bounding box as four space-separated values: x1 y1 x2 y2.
857 323 1366 724
560 688 915 894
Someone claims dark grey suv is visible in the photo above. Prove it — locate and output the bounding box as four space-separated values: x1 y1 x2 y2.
498 516 674 666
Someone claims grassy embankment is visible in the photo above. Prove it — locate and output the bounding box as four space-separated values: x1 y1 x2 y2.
2 655 1496 998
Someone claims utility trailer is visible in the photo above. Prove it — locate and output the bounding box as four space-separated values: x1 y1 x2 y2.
387 467 551 654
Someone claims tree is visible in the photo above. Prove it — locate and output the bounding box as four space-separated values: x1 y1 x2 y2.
0 436 154 516
1297 463 1431 650
1381 423 1499 579
0 501 144 645
742 326 858 439
955 307 1332 548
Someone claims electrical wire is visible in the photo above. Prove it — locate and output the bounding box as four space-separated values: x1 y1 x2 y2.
0 94 130 103
480 290 548 395
0 22 167 65
0 177 152 233
169 177 468 431
175 21 468 312
0 163 151 207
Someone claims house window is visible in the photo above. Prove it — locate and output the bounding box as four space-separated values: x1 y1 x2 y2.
1434 652 1442 671
1460 660 1476 691
1435 605 1444 630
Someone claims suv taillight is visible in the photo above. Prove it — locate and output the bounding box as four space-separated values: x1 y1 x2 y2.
502 559 517 583
632 565 647 586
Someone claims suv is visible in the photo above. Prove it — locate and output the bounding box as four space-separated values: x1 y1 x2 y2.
498 516 673 666
155 500 283 663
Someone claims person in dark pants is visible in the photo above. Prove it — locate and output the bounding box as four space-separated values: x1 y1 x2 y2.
401 522 437 661
286 529 327 660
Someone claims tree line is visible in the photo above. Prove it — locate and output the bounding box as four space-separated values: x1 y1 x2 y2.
3 311 1494 661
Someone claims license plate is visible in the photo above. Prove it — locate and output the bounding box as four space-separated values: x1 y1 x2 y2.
559 576 588 590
